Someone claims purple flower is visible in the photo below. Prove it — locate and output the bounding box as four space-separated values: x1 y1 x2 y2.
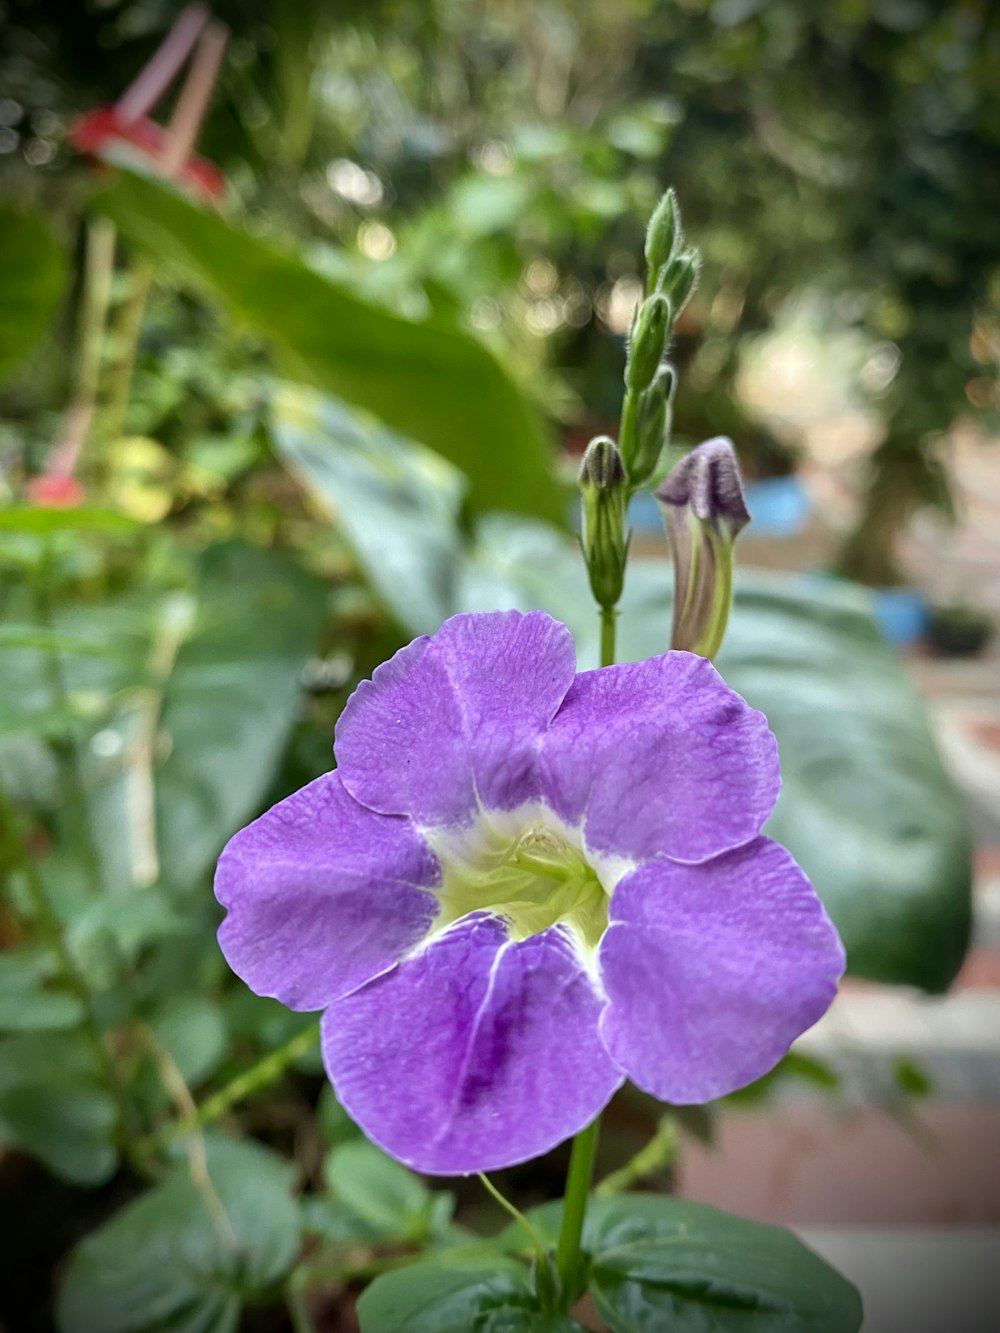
215 611 844 1175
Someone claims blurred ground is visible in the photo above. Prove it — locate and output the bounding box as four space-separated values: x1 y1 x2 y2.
673 429 1000 1330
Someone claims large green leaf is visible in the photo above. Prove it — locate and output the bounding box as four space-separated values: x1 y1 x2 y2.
326 1139 454 1243
270 383 465 635
357 1261 584 1333
56 1136 301 1333
271 395 969 990
0 207 67 385
95 172 564 523
499 1197 861 1333
587 1196 861 1333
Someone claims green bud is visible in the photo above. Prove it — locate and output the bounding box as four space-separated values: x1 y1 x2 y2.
622 364 675 487
625 293 671 394
654 437 750 658
644 188 681 279
579 435 628 611
658 248 700 315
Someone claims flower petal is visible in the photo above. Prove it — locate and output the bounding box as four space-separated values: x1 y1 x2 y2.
598 838 844 1102
540 651 779 862
335 610 576 827
322 915 624 1174
215 772 439 1011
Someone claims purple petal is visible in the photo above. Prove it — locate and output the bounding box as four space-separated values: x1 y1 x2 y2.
540 651 779 862
334 611 576 827
598 838 844 1102
215 772 439 1011
322 915 624 1174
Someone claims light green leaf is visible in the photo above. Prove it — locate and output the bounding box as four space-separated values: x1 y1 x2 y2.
327 1139 454 1242
0 207 67 384
95 171 563 523
56 1136 301 1333
0 506 140 533
270 383 465 634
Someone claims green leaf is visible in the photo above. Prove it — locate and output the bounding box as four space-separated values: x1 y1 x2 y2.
95 171 564 523
270 383 465 634
582 1195 862 1332
56 1136 301 1333
356 1261 584 1333
0 207 67 385
152 543 325 888
327 1139 454 1242
0 1032 118 1184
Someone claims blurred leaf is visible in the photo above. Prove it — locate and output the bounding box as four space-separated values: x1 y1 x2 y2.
327 1139 454 1242
0 506 140 533
270 383 465 634
893 1055 934 1098
0 207 67 386
56 1136 301 1333
96 171 564 523
152 543 325 888
147 993 226 1087
357 1261 583 1332
0 1031 117 1184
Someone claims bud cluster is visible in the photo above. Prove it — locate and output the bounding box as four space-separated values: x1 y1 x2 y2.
619 189 700 491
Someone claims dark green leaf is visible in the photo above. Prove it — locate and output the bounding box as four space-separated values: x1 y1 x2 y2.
0 1032 117 1184
356 1261 584 1333
0 207 67 385
96 172 563 523
583 1195 861 1332
56 1136 301 1333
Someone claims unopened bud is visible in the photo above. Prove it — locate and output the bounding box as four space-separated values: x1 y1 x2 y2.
644 188 680 280
625 293 671 394
579 436 628 611
658 248 699 315
654 437 750 658
622 365 675 487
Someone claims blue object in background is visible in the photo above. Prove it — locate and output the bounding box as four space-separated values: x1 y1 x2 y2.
628 489 664 534
743 475 811 537
871 586 930 645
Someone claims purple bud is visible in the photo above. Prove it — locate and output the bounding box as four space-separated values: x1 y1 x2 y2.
654 438 750 658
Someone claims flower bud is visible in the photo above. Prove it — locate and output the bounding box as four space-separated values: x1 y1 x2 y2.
658 248 700 315
654 437 750 659
625 293 671 394
622 364 675 488
579 435 628 611
644 188 680 280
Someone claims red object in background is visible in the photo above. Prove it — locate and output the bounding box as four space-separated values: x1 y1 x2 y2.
69 105 225 201
25 474 87 509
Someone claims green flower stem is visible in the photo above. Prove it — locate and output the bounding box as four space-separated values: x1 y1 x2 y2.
478 1172 548 1262
553 1116 601 1307
595 1114 680 1197
0 784 143 1154
137 1021 320 1159
102 255 155 452
599 605 617 670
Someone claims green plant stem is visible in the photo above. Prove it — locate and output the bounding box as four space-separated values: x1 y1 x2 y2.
600 605 617 669
0 785 142 1153
553 1117 601 1307
478 1172 547 1261
137 1021 320 1158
